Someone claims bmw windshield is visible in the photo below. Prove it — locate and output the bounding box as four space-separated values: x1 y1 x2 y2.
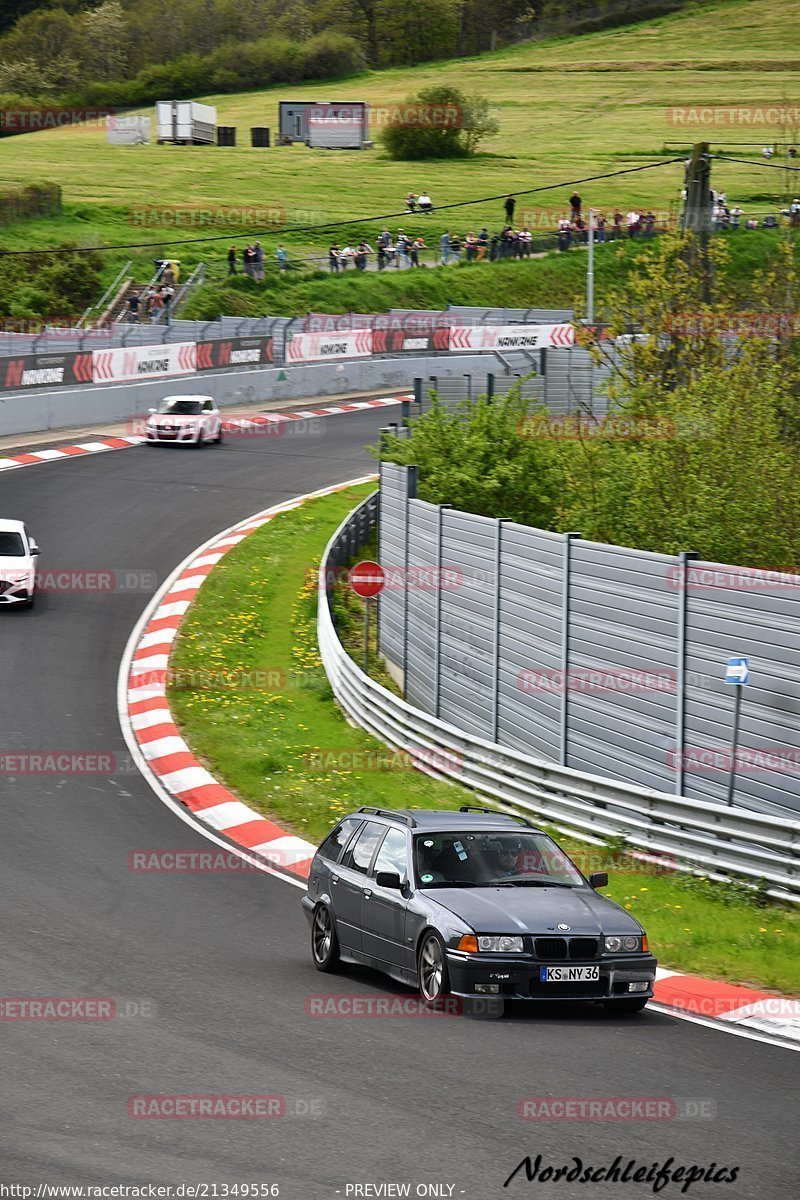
414 831 585 889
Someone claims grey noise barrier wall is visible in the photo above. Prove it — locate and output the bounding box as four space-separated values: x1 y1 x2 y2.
379 462 800 819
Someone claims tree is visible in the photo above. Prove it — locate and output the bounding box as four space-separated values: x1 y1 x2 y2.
380 84 498 160
81 1 131 81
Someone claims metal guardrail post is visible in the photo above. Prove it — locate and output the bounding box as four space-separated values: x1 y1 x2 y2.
675 550 700 795
486 373 495 401
541 349 548 408
401 466 418 701
491 519 509 743
560 532 582 767
434 503 451 719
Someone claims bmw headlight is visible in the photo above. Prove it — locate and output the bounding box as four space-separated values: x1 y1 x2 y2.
605 935 644 953
477 935 524 953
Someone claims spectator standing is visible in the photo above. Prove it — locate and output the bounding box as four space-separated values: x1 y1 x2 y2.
504 195 516 224
450 232 461 262
730 206 744 230
162 264 176 288
465 232 477 263
612 209 623 239
405 192 417 213
573 215 586 244
161 284 174 325
440 230 451 265
489 232 499 262
149 287 164 324
594 211 606 243
762 145 773 160
520 227 532 257
276 245 288 272
569 191 581 220
127 290 140 323
418 191 432 214
253 242 264 281
477 228 489 261
557 216 572 251
227 246 237 275
355 240 373 271
396 231 411 267
790 198 800 229
626 209 640 238
242 245 253 277
644 210 656 237
410 235 426 267
329 243 341 272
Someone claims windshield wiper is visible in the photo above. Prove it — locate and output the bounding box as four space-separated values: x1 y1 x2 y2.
492 880 575 888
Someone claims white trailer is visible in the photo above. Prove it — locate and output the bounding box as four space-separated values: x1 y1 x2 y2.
107 115 151 145
156 101 216 145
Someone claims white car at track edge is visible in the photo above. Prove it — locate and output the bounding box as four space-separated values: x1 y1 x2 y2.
0 519 39 608
145 395 223 446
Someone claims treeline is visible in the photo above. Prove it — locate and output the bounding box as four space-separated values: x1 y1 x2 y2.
0 0 701 110
379 235 800 571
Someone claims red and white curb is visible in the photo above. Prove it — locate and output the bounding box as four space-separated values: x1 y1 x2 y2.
118 476 378 886
0 396 405 472
652 967 800 1048
0 435 145 471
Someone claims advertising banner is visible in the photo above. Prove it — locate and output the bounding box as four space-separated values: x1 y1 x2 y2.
449 324 575 352
93 341 196 384
286 330 373 362
1 351 92 391
196 337 274 370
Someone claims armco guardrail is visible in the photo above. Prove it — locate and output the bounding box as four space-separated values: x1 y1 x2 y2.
318 496 800 903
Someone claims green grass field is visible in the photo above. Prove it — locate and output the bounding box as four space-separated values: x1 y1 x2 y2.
1 0 799 290
167 484 800 994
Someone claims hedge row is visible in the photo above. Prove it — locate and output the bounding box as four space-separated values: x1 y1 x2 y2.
0 181 61 226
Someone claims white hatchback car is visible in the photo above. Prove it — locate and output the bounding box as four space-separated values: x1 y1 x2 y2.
0 519 39 608
145 395 223 446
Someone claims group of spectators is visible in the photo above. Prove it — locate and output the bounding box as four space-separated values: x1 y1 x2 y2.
710 190 800 230
228 243 289 278
126 263 178 323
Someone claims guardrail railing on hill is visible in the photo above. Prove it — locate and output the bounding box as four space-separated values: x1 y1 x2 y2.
318 495 800 904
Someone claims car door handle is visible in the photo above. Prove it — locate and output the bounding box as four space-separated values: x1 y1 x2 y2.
331 875 339 885
362 889 372 899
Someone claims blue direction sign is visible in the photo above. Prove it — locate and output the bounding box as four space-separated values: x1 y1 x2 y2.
725 657 749 685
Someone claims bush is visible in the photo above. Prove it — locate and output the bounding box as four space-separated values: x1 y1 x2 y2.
299 32 365 80
380 85 498 160
0 181 61 225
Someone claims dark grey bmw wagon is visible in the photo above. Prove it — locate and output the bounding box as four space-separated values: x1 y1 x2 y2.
301 806 657 1013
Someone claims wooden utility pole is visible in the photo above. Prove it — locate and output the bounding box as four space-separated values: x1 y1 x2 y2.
681 141 713 304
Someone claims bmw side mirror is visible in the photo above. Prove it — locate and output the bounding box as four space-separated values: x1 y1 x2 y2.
148 408 156 414
29 541 39 555
375 871 403 890
589 872 608 889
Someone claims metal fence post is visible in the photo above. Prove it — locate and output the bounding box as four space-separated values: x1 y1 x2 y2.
675 549 699 795
434 503 451 719
491 519 509 743
560 532 582 766
401 466 418 701
486 373 495 401
541 349 548 409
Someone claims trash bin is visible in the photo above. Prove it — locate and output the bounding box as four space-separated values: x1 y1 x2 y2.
217 126 236 146
251 127 270 148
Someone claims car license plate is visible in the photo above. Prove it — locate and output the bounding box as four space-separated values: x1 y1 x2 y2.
540 965 600 983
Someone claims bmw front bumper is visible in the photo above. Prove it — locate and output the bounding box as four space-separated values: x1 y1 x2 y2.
445 950 658 1001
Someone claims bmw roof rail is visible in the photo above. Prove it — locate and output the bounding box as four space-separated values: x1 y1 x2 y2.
458 805 537 827
357 806 417 828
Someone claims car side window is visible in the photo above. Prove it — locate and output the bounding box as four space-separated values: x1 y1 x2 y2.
202 401 214 411
372 828 408 880
316 818 362 865
340 821 384 876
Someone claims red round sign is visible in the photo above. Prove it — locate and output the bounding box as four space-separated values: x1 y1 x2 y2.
349 560 385 598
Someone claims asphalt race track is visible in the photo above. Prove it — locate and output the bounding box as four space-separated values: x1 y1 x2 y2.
0 408 797 1199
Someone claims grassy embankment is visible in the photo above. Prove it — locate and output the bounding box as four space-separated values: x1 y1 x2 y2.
0 0 798 303
168 484 800 995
